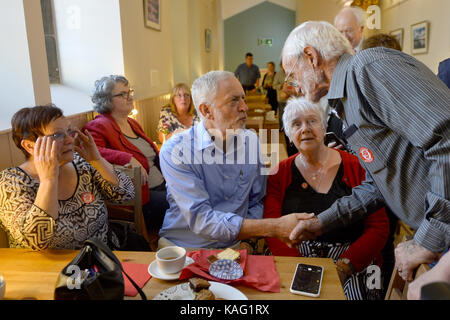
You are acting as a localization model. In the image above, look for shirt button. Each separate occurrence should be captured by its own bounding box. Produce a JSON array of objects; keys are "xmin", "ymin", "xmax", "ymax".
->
[
  {"xmin": 225, "ymin": 196, "xmax": 229, "ymax": 200},
  {"xmin": 225, "ymin": 175, "xmax": 229, "ymax": 179}
]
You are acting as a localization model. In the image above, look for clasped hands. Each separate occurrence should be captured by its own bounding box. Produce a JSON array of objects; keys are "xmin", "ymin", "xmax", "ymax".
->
[{"xmin": 273, "ymin": 212, "xmax": 323, "ymax": 248}]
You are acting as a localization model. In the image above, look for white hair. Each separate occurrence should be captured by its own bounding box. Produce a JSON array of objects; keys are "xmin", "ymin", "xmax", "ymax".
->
[
  {"xmin": 282, "ymin": 96, "xmax": 328, "ymax": 141},
  {"xmin": 282, "ymin": 21, "xmax": 353, "ymax": 66},
  {"xmin": 334, "ymin": 6, "xmax": 366, "ymax": 28},
  {"xmin": 191, "ymin": 71, "xmax": 235, "ymax": 119}
]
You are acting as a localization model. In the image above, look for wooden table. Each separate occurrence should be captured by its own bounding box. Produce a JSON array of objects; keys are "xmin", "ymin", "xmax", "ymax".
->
[{"xmin": 0, "ymin": 248, "xmax": 345, "ymax": 300}]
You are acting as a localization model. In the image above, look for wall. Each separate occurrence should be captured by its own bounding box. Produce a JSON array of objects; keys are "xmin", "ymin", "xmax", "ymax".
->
[
  {"xmin": 53, "ymin": 0, "xmax": 125, "ymax": 95},
  {"xmin": 0, "ymin": 0, "xmax": 51, "ymax": 130},
  {"xmin": 224, "ymin": 1, "xmax": 296, "ymax": 72},
  {"xmin": 296, "ymin": 0, "xmax": 342, "ymax": 25},
  {"xmin": 188, "ymin": 0, "xmax": 220, "ymax": 82},
  {"xmin": 381, "ymin": 0, "xmax": 450, "ymax": 73},
  {"xmin": 221, "ymin": 0, "xmax": 296, "ymax": 20}
]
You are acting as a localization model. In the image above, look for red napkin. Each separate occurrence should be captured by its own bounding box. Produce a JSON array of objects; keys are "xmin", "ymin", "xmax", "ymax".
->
[
  {"xmin": 121, "ymin": 262, "xmax": 152, "ymax": 297},
  {"xmin": 179, "ymin": 249, "xmax": 280, "ymax": 293}
]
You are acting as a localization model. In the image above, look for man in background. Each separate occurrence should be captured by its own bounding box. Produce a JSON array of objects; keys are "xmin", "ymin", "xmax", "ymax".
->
[
  {"xmin": 335, "ymin": 6, "xmax": 366, "ymax": 53},
  {"xmin": 235, "ymin": 53, "xmax": 261, "ymax": 92}
]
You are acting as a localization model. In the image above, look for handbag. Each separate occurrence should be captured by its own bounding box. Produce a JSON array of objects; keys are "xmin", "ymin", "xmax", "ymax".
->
[{"xmin": 54, "ymin": 238, "xmax": 147, "ymax": 300}]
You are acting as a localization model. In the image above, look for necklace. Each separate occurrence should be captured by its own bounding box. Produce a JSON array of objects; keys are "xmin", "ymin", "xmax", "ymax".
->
[{"xmin": 298, "ymin": 148, "xmax": 330, "ymax": 188}]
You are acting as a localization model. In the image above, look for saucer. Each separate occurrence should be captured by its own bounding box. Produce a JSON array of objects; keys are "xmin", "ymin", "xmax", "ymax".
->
[
  {"xmin": 209, "ymin": 259, "xmax": 243, "ymax": 280},
  {"xmin": 148, "ymin": 256, "xmax": 194, "ymax": 280}
]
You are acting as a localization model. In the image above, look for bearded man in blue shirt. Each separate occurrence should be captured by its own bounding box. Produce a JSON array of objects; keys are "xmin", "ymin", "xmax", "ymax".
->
[{"xmin": 158, "ymin": 71, "xmax": 306, "ymax": 251}]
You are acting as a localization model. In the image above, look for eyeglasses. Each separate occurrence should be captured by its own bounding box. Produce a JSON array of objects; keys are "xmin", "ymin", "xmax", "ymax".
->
[
  {"xmin": 284, "ymin": 55, "xmax": 301, "ymax": 89},
  {"xmin": 46, "ymin": 128, "xmax": 77, "ymax": 142},
  {"xmin": 112, "ymin": 89, "xmax": 135, "ymax": 100}
]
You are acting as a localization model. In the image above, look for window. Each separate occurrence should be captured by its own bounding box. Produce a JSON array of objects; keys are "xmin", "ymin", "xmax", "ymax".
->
[{"xmin": 40, "ymin": 0, "xmax": 60, "ymax": 84}]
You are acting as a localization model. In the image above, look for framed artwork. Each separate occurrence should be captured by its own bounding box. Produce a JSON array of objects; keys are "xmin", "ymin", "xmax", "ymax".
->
[
  {"xmin": 144, "ymin": 0, "xmax": 161, "ymax": 31},
  {"xmin": 411, "ymin": 21, "xmax": 429, "ymax": 54},
  {"xmin": 389, "ymin": 28, "xmax": 404, "ymax": 50},
  {"xmin": 205, "ymin": 29, "xmax": 211, "ymax": 52}
]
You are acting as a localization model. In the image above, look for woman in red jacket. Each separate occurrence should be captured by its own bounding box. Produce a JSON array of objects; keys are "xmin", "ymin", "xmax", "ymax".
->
[
  {"xmin": 83, "ymin": 75, "xmax": 169, "ymax": 233},
  {"xmin": 263, "ymin": 97, "xmax": 389, "ymax": 300}
]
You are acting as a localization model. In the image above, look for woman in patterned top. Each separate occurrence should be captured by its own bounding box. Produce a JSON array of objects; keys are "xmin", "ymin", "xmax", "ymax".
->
[
  {"xmin": 0, "ymin": 105, "xmax": 135, "ymax": 250},
  {"xmin": 157, "ymin": 83, "xmax": 200, "ymax": 144}
]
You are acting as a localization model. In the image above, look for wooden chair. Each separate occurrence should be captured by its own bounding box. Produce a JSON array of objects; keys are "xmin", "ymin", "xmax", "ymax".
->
[
  {"xmin": 0, "ymin": 228, "xmax": 9, "ymax": 248},
  {"xmin": 106, "ymin": 166, "xmax": 154, "ymax": 249}
]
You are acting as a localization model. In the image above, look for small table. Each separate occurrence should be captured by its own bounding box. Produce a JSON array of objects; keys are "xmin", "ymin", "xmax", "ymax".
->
[{"xmin": 0, "ymin": 248, "xmax": 345, "ymax": 300}]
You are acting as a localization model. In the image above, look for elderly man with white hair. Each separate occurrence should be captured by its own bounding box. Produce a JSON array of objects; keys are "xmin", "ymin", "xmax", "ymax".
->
[
  {"xmin": 334, "ymin": 6, "xmax": 366, "ymax": 52},
  {"xmin": 281, "ymin": 21, "xmax": 450, "ymax": 290},
  {"xmin": 157, "ymin": 71, "xmax": 306, "ymax": 250}
]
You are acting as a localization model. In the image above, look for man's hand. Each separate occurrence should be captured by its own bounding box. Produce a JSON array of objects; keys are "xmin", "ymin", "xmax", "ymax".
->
[
  {"xmin": 395, "ymin": 239, "xmax": 441, "ymax": 282},
  {"xmin": 272, "ymin": 213, "xmax": 315, "ymax": 245},
  {"xmin": 407, "ymin": 250, "xmax": 450, "ymax": 299},
  {"xmin": 288, "ymin": 214, "xmax": 323, "ymax": 247}
]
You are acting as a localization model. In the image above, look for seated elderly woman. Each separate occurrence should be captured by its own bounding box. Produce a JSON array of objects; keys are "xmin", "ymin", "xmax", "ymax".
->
[
  {"xmin": 0, "ymin": 105, "xmax": 135, "ymax": 250},
  {"xmin": 157, "ymin": 83, "xmax": 200, "ymax": 143},
  {"xmin": 263, "ymin": 97, "xmax": 389, "ymax": 300},
  {"xmin": 83, "ymin": 75, "xmax": 169, "ymax": 233}
]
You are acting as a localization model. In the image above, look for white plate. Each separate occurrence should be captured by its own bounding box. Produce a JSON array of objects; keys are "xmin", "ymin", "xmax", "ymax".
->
[
  {"xmin": 153, "ymin": 281, "xmax": 248, "ymax": 300},
  {"xmin": 148, "ymin": 257, "xmax": 194, "ymax": 280}
]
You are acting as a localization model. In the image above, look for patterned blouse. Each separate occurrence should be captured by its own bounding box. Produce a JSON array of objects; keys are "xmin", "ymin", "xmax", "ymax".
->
[
  {"xmin": 157, "ymin": 106, "xmax": 200, "ymax": 135},
  {"xmin": 0, "ymin": 153, "xmax": 134, "ymax": 250}
]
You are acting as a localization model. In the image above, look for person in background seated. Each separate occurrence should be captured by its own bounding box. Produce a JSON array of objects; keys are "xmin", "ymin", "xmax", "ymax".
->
[
  {"xmin": 157, "ymin": 83, "xmax": 200, "ymax": 144},
  {"xmin": 234, "ymin": 52, "xmax": 261, "ymax": 93},
  {"xmin": 263, "ymin": 97, "xmax": 389, "ymax": 299},
  {"xmin": 83, "ymin": 75, "xmax": 169, "ymax": 234},
  {"xmin": 361, "ymin": 33, "xmax": 402, "ymax": 51},
  {"xmin": 0, "ymin": 105, "xmax": 135, "ymax": 250},
  {"xmin": 334, "ymin": 6, "xmax": 366, "ymax": 53},
  {"xmin": 261, "ymin": 61, "xmax": 278, "ymax": 113},
  {"xmin": 158, "ymin": 71, "xmax": 308, "ymax": 252}
]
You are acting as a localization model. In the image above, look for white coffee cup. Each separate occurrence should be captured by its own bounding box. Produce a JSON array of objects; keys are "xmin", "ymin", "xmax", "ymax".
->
[
  {"xmin": 156, "ymin": 246, "xmax": 187, "ymax": 274},
  {"xmin": 0, "ymin": 273, "xmax": 5, "ymax": 300}
]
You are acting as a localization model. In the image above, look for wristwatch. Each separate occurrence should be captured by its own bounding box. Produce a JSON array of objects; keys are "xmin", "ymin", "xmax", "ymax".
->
[{"xmin": 336, "ymin": 258, "xmax": 356, "ymax": 276}]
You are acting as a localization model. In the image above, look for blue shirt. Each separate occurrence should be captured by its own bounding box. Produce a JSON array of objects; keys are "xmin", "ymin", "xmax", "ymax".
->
[
  {"xmin": 159, "ymin": 122, "xmax": 267, "ymax": 248},
  {"xmin": 234, "ymin": 63, "xmax": 261, "ymax": 86}
]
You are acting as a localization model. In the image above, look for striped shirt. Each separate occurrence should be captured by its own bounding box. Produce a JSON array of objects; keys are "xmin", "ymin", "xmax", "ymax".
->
[{"xmin": 318, "ymin": 48, "xmax": 450, "ymax": 253}]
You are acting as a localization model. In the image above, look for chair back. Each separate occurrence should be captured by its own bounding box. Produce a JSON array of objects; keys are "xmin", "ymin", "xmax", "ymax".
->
[
  {"xmin": 106, "ymin": 166, "xmax": 147, "ymax": 238},
  {"xmin": 0, "ymin": 227, "xmax": 8, "ymax": 248}
]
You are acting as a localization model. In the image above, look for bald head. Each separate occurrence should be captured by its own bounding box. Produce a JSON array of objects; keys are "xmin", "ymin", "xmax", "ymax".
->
[{"xmin": 334, "ymin": 7, "xmax": 365, "ymax": 49}]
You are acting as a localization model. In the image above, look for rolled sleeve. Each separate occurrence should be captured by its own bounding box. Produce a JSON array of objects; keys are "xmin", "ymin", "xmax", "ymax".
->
[{"xmin": 415, "ymin": 218, "xmax": 450, "ymax": 253}]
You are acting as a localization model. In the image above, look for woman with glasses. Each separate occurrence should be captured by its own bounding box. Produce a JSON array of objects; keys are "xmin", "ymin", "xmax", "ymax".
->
[
  {"xmin": 83, "ymin": 75, "xmax": 169, "ymax": 239},
  {"xmin": 157, "ymin": 83, "xmax": 200, "ymax": 144},
  {"xmin": 263, "ymin": 97, "xmax": 389, "ymax": 300},
  {"xmin": 0, "ymin": 105, "xmax": 135, "ymax": 250}
]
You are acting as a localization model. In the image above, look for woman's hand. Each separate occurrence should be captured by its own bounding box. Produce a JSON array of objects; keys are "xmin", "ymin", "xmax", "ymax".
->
[
  {"xmin": 33, "ymin": 136, "xmax": 60, "ymax": 182},
  {"xmin": 74, "ymin": 129, "xmax": 102, "ymax": 163},
  {"xmin": 129, "ymin": 157, "xmax": 149, "ymax": 186}
]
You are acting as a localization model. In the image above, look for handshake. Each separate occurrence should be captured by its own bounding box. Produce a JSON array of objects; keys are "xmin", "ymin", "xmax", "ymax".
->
[{"xmin": 273, "ymin": 213, "xmax": 324, "ymax": 248}]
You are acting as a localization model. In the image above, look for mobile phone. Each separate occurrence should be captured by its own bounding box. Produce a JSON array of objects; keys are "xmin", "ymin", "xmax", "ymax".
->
[
  {"xmin": 324, "ymin": 132, "xmax": 347, "ymax": 150},
  {"xmin": 290, "ymin": 263, "xmax": 324, "ymax": 298}
]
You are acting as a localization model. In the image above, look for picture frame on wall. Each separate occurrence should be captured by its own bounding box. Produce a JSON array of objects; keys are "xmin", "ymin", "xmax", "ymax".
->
[
  {"xmin": 144, "ymin": 0, "xmax": 161, "ymax": 31},
  {"xmin": 205, "ymin": 29, "xmax": 211, "ymax": 52},
  {"xmin": 389, "ymin": 28, "xmax": 404, "ymax": 50},
  {"xmin": 411, "ymin": 21, "xmax": 429, "ymax": 54}
]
